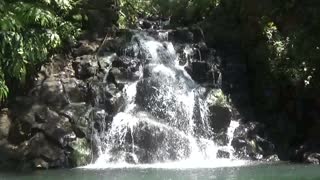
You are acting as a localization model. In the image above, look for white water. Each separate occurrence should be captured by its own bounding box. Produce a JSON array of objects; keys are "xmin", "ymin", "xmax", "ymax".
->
[{"xmin": 85, "ymin": 31, "xmax": 249, "ymax": 169}]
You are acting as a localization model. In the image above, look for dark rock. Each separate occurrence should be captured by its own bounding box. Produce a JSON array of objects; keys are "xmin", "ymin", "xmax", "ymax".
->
[
  {"xmin": 231, "ymin": 122, "xmax": 276, "ymax": 160},
  {"xmin": 186, "ymin": 62, "xmax": 214, "ymax": 84},
  {"xmin": 213, "ymin": 132, "xmax": 229, "ymax": 146},
  {"xmin": 61, "ymin": 103, "xmax": 92, "ymax": 138},
  {"xmin": 208, "ymin": 105, "xmax": 232, "ymax": 133},
  {"xmin": 190, "ymin": 26, "xmax": 205, "ymax": 42},
  {"xmin": 0, "ymin": 109, "xmax": 11, "ymax": 140},
  {"xmin": 33, "ymin": 158, "xmax": 49, "ymax": 169},
  {"xmin": 266, "ymin": 154, "xmax": 280, "ymax": 162},
  {"xmin": 61, "ymin": 78, "xmax": 87, "ymax": 103},
  {"xmin": 109, "ymin": 120, "xmax": 190, "ymax": 163},
  {"xmin": 72, "ymin": 41, "xmax": 99, "ymax": 57},
  {"xmin": 217, "ymin": 150, "xmax": 230, "ymax": 158},
  {"xmin": 72, "ymin": 55, "xmax": 98, "ymax": 79},
  {"xmin": 139, "ymin": 20, "xmax": 152, "ymax": 29},
  {"xmin": 69, "ymin": 138, "xmax": 92, "ymax": 167},
  {"xmin": 304, "ymin": 153, "xmax": 320, "ymax": 164},
  {"xmin": 98, "ymin": 53, "xmax": 118, "ymax": 69},
  {"xmin": 168, "ymin": 29, "xmax": 194, "ymax": 43},
  {"xmin": 87, "ymin": 81, "xmax": 124, "ymax": 114},
  {"xmin": 40, "ymin": 77, "xmax": 69, "ymax": 107},
  {"xmin": 27, "ymin": 133, "xmax": 68, "ymax": 168}
]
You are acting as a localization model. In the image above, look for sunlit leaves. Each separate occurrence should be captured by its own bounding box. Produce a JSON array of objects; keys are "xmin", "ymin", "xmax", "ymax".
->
[
  {"xmin": 0, "ymin": 0, "xmax": 80, "ymax": 100},
  {"xmin": 118, "ymin": 0, "xmax": 221, "ymax": 28}
]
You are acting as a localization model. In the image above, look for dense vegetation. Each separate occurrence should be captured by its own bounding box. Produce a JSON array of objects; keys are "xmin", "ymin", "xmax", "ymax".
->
[
  {"xmin": 118, "ymin": 0, "xmax": 320, "ymax": 100},
  {"xmin": 0, "ymin": 0, "xmax": 84, "ymax": 101},
  {"xmin": 1, "ymin": 0, "xmax": 319, "ymax": 115}
]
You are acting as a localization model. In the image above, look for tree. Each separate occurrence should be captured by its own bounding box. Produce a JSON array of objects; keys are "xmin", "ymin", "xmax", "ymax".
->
[{"xmin": 0, "ymin": 0, "xmax": 83, "ymax": 101}]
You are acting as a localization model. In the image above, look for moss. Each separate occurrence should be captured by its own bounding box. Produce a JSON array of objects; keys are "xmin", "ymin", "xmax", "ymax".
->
[
  {"xmin": 69, "ymin": 138, "xmax": 92, "ymax": 167},
  {"xmin": 206, "ymin": 89, "xmax": 230, "ymax": 108}
]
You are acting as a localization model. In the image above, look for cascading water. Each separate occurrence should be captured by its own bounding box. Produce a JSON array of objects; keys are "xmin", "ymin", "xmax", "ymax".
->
[{"xmin": 86, "ymin": 30, "xmax": 248, "ymax": 168}]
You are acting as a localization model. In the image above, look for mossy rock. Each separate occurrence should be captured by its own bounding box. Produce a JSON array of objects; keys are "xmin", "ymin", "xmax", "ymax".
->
[{"xmin": 69, "ymin": 138, "xmax": 92, "ymax": 167}]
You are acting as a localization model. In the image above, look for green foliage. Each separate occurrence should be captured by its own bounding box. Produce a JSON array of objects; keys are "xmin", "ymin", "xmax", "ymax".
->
[
  {"xmin": 0, "ymin": 0, "xmax": 82, "ymax": 101},
  {"xmin": 117, "ymin": 0, "xmax": 221, "ymax": 28},
  {"xmin": 259, "ymin": 2, "xmax": 320, "ymax": 90}
]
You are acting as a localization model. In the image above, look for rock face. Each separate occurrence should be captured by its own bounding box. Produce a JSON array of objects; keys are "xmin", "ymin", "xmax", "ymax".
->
[
  {"xmin": 231, "ymin": 122, "xmax": 277, "ymax": 160},
  {"xmin": 0, "ymin": 37, "xmax": 121, "ymax": 169}
]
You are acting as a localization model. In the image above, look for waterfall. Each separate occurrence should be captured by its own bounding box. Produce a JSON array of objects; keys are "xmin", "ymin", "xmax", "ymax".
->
[{"xmin": 86, "ymin": 30, "xmax": 248, "ymax": 168}]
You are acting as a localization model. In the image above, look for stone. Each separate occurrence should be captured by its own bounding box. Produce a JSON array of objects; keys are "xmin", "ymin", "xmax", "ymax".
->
[
  {"xmin": 0, "ymin": 109, "xmax": 11, "ymax": 140},
  {"xmin": 208, "ymin": 105, "xmax": 232, "ymax": 133},
  {"xmin": 231, "ymin": 122, "xmax": 276, "ymax": 160},
  {"xmin": 186, "ymin": 62, "xmax": 214, "ymax": 84},
  {"xmin": 27, "ymin": 133, "xmax": 67, "ymax": 168},
  {"xmin": 61, "ymin": 103, "xmax": 92, "ymax": 138},
  {"xmin": 69, "ymin": 138, "xmax": 92, "ymax": 167},
  {"xmin": 168, "ymin": 28, "xmax": 194, "ymax": 43},
  {"xmin": 61, "ymin": 78, "xmax": 87, "ymax": 103},
  {"xmin": 72, "ymin": 40, "xmax": 99, "ymax": 57},
  {"xmin": 72, "ymin": 55, "xmax": 98, "ymax": 80},
  {"xmin": 217, "ymin": 150, "xmax": 230, "ymax": 158},
  {"xmin": 98, "ymin": 53, "xmax": 118, "ymax": 69},
  {"xmin": 33, "ymin": 158, "xmax": 49, "ymax": 169},
  {"xmin": 304, "ymin": 153, "xmax": 320, "ymax": 164},
  {"xmin": 139, "ymin": 20, "xmax": 152, "ymax": 29},
  {"xmin": 86, "ymin": 81, "xmax": 124, "ymax": 114},
  {"xmin": 213, "ymin": 132, "xmax": 229, "ymax": 146},
  {"xmin": 40, "ymin": 77, "xmax": 69, "ymax": 107},
  {"xmin": 266, "ymin": 154, "xmax": 280, "ymax": 162}
]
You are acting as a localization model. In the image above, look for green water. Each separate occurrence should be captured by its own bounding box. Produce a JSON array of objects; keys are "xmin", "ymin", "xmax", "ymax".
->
[{"xmin": 1, "ymin": 164, "xmax": 320, "ymax": 180}]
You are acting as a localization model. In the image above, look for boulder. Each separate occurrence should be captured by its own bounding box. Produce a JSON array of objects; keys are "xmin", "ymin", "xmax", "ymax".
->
[
  {"xmin": 69, "ymin": 138, "xmax": 92, "ymax": 167},
  {"xmin": 217, "ymin": 150, "xmax": 230, "ymax": 158},
  {"xmin": 231, "ymin": 122, "xmax": 276, "ymax": 160},
  {"xmin": 27, "ymin": 133, "xmax": 67, "ymax": 168},
  {"xmin": 186, "ymin": 62, "xmax": 214, "ymax": 84},
  {"xmin": 168, "ymin": 28, "xmax": 194, "ymax": 43},
  {"xmin": 72, "ymin": 55, "xmax": 98, "ymax": 80},
  {"xmin": 208, "ymin": 105, "xmax": 232, "ymax": 133},
  {"xmin": 304, "ymin": 153, "xmax": 320, "ymax": 164},
  {"xmin": 87, "ymin": 81, "xmax": 124, "ymax": 113},
  {"xmin": 61, "ymin": 103, "xmax": 93, "ymax": 138},
  {"xmin": 0, "ymin": 109, "xmax": 11, "ymax": 140},
  {"xmin": 40, "ymin": 77, "xmax": 69, "ymax": 107},
  {"xmin": 72, "ymin": 40, "xmax": 99, "ymax": 57}
]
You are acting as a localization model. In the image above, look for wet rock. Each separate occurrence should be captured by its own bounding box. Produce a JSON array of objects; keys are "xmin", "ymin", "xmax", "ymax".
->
[
  {"xmin": 72, "ymin": 40, "xmax": 99, "ymax": 57},
  {"xmin": 98, "ymin": 53, "xmax": 118, "ymax": 69},
  {"xmin": 231, "ymin": 122, "xmax": 276, "ymax": 160},
  {"xmin": 72, "ymin": 55, "xmax": 98, "ymax": 79},
  {"xmin": 266, "ymin": 154, "xmax": 280, "ymax": 162},
  {"xmin": 40, "ymin": 77, "xmax": 69, "ymax": 107},
  {"xmin": 69, "ymin": 138, "xmax": 92, "ymax": 167},
  {"xmin": 190, "ymin": 26, "xmax": 205, "ymax": 42},
  {"xmin": 87, "ymin": 81, "xmax": 124, "ymax": 114},
  {"xmin": 168, "ymin": 28, "xmax": 194, "ymax": 43},
  {"xmin": 139, "ymin": 20, "xmax": 152, "ymax": 29},
  {"xmin": 213, "ymin": 132, "xmax": 229, "ymax": 146},
  {"xmin": 208, "ymin": 105, "xmax": 232, "ymax": 133},
  {"xmin": 0, "ymin": 109, "xmax": 11, "ymax": 140},
  {"xmin": 33, "ymin": 108, "xmax": 75, "ymax": 147},
  {"xmin": 61, "ymin": 78, "xmax": 87, "ymax": 103},
  {"xmin": 304, "ymin": 153, "xmax": 320, "ymax": 164},
  {"xmin": 27, "ymin": 133, "xmax": 67, "ymax": 168},
  {"xmin": 217, "ymin": 150, "xmax": 230, "ymax": 158},
  {"xmin": 61, "ymin": 103, "xmax": 92, "ymax": 138},
  {"xmin": 33, "ymin": 158, "xmax": 49, "ymax": 169},
  {"xmin": 121, "ymin": 120, "xmax": 190, "ymax": 163},
  {"xmin": 186, "ymin": 62, "xmax": 213, "ymax": 84}
]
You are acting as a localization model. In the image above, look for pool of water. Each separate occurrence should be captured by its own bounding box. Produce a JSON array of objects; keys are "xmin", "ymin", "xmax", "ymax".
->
[{"xmin": 1, "ymin": 163, "xmax": 320, "ymax": 180}]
